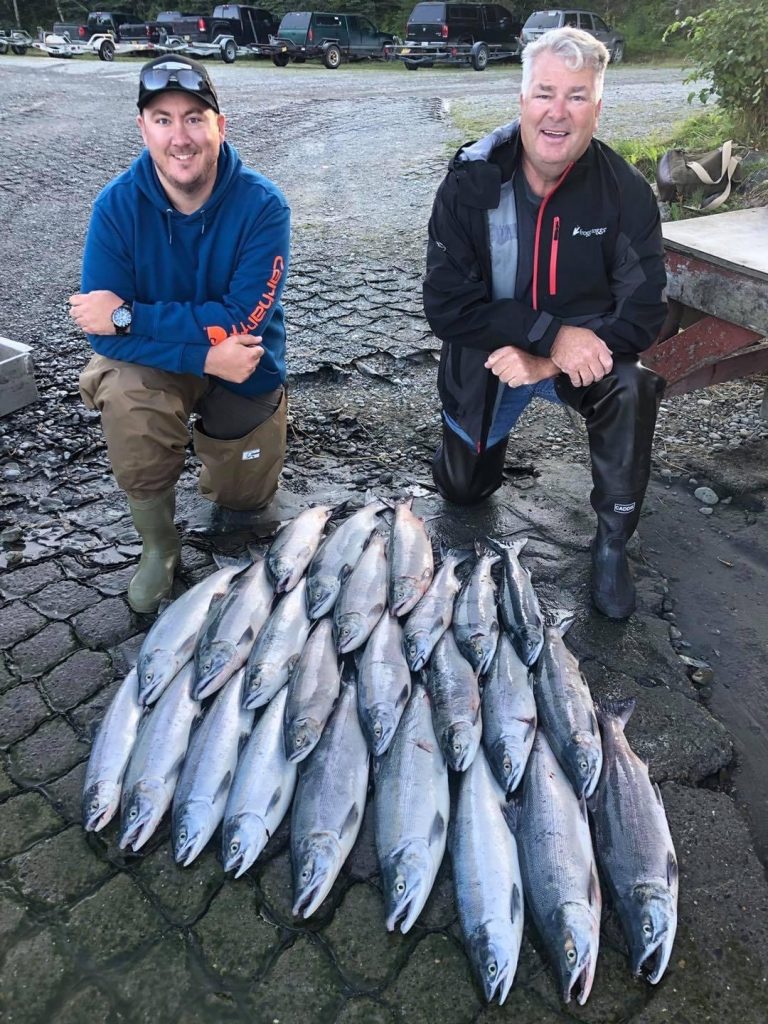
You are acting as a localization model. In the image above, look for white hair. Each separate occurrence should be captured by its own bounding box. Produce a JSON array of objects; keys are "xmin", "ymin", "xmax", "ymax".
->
[{"xmin": 521, "ymin": 27, "xmax": 609, "ymax": 102}]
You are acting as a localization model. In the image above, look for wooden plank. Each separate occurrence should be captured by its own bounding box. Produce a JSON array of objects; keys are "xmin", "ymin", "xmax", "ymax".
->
[
  {"xmin": 645, "ymin": 315, "xmax": 762, "ymax": 384},
  {"xmin": 663, "ymin": 251, "xmax": 768, "ymax": 336},
  {"xmin": 662, "ymin": 207, "xmax": 768, "ymax": 280},
  {"xmin": 0, "ymin": 337, "xmax": 39, "ymax": 418}
]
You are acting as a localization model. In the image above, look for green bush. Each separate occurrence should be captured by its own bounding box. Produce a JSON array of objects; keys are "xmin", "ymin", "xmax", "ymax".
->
[{"xmin": 665, "ymin": 0, "xmax": 768, "ymax": 144}]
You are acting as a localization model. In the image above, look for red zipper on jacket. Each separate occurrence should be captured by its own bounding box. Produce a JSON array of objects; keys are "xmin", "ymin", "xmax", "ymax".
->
[
  {"xmin": 549, "ymin": 216, "xmax": 560, "ymax": 295},
  {"xmin": 531, "ymin": 163, "xmax": 574, "ymax": 311}
]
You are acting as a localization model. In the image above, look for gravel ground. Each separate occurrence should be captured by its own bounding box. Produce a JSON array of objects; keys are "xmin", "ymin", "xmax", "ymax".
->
[{"xmin": 1, "ymin": 54, "xmax": 767, "ymax": 1024}]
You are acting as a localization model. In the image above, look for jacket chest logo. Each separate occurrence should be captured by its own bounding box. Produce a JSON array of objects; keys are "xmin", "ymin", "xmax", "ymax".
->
[{"xmin": 572, "ymin": 225, "xmax": 607, "ymax": 238}]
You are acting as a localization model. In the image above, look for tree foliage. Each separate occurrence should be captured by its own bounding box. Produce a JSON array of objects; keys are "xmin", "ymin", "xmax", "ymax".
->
[{"xmin": 665, "ymin": 0, "xmax": 768, "ymax": 142}]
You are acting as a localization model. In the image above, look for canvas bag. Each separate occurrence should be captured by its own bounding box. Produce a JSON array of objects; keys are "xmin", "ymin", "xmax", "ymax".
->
[{"xmin": 656, "ymin": 140, "xmax": 743, "ymax": 210}]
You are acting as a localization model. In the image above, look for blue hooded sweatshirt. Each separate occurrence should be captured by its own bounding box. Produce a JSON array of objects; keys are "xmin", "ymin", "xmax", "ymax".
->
[{"xmin": 81, "ymin": 140, "xmax": 290, "ymax": 398}]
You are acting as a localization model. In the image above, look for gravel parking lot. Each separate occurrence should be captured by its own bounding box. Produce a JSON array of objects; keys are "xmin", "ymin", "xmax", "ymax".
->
[{"xmin": 1, "ymin": 55, "xmax": 767, "ymax": 1024}]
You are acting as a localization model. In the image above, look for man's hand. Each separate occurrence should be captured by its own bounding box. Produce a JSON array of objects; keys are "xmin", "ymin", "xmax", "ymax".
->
[
  {"xmin": 485, "ymin": 346, "xmax": 558, "ymax": 387},
  {"xmin": 550, "ymin": 326, "xmax": 613, "ymax": 388},
  {"xmin": 68, "ymin": 290, "xmax": 124, "ymax": 335},
  {"xmin": 204, "ymin": 334, "xmax": 264, "ymax": 383}
]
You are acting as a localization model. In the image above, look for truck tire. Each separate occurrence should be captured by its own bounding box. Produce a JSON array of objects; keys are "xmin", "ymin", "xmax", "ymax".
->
[
  {"xmin": 272, "ymin": 52, "xmax": 289, "ymax": 67},
  {"xmin": 470, "ymin": 42, "xmax": 489, "ymax": 71},
  {"xmin": 323, "ymin": 43, "xmax": 342, "ymax": 69},
  {"xmin": 99, "ymin": 39, "xmax": 115, "ymax": 61},
  {"xmin": 221, "ymin": 39, "xmax": 236, "ymax": 63},
  {"xmin": 610, "ymin": 41, "xmax": 624, "ymax": 63},
  {"xmin": 11, "ymin": 44, "xmax": 28, "ymax": 55},
  {"xmin": 404, "ymin": 60, "xmax": 418, "ymax": 70},
  {"xmin": 0, "ymin": 40, "xmax": 8, "ymax": 55}
]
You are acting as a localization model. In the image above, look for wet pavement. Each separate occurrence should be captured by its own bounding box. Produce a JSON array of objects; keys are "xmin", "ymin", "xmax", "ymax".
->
[{"xmin": 1, "ymin": 56, "xmax": 767, "ymax": 1023}]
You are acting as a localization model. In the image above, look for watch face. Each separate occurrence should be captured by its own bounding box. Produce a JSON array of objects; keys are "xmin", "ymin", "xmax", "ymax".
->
[{"xmin": 112, "ymin": 304, "xmax": 132, "ymax": 329}]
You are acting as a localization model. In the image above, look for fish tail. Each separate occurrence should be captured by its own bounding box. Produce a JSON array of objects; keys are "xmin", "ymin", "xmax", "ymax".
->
[{"xmin": 596, "ymin": 696, "xmax": 636, "ymax": 728}]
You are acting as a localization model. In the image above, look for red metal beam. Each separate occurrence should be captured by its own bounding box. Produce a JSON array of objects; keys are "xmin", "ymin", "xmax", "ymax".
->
[
  {"xmin": 663, "ymin": 341, "xmax": 768, "ymax": 396},
  {"xmin": 645, "ymin": 315, "xmax": 762, "ymax": 385}
]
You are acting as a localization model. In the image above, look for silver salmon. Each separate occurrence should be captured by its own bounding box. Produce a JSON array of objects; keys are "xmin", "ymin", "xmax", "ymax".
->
[
  {"xmin": 452, "ymin": 544, "xmax": 500, "ymax": 676},
  {"xmin": 481, "ymin": 634, "xmax": 536, "ymax": 796},
  {"xmin": 403, "ymin": 549, "xmax": 467, "ymax": 672},
  {"xmin": 374, "ymin": 682, "xmax": 449, "ymax": 933},
  {"xmin": 590, "ymin": 699, "xmax": 678, "ymax": 984},
  {"xmin": 388, "ymin": 498, "xmax": 434, "ymax": 617},
  {"xmin": 489, "ymin": 537, "xmax": 544, "ymax": 667},
  {"xmin": 427, "ymin": 629, "xmax": 482, "ymax": 772},
  {"xmin": 82, "ymin": 667, "xmax": 143, "ymax": 832},
  {"xmin": 356, "ymin": 611, "xmax": 411, "ymax": 757},
  {"xmin": 283, "ymin": 618, "xmax": 341, "ymax": 763},
  {"xmin": 243, "ymin": 578, "xmax": 312, "ymax": 710},
  {"xmin": 267, "ymin": 505, "xmax": 332, "ymax": 594},
  {"xmin": 333, "ymin": 531, "xmax": 388, "ymax": 654}
]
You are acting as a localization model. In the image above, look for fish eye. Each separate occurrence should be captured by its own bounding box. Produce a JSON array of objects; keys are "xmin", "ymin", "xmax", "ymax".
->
[
  {"xmin": 373, "ymin": 722, "xmax": 383, "ymax": 738},
  {"xmin": 503, "ymin": 756, "xmax": 512, "ymax": 772},
  {"xmin": 301, "ymin": 868, "xmax": 311, "ymax": 882},
  {"xmin": 453, "ymin": 740, "xmax": 463, "ymax": 754},
  {"xmin": 146, "ymin": 670, "xmax": 154, "ymax": 682},
  {"xmin": 566, "ymin": 948, "xmax": 577, "ymax": 964},
  {"xmin": 129, "ymin": 807, "xmax": 138, "ymax": 821},
  {"xmin": 178, "ymin": 829, "xmax": 187, "ymax": 843},
  {"xmin": 642, "ymin": 921, "xmax": 653, "ymax": 936},
  {"xmin": 488, "ymin": 963, "xmax": 497, "ymax": 977},
  {"xmin": 395, "ymin": 880, "xmax": 406, "ymax": 895},
  {"xmin": 579, "ymin": 759, "xmax": 588, "ymax": 772},
  {"xmin": 229, "ymin": 840, "xmax": 240, "ymax": 856},
  {"xmin": 295, "ymin": 735, "xmax": 304, "ymax": 748}
]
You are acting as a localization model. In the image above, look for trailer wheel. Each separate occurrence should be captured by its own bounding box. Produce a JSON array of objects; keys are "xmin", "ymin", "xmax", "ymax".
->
[
  {"xmin": 323, "ymin": 43, "xmax": 342, "ymax": 69},
  {"xmin": 0, "ymin": 40, "xmax": 8, "ymax": 55},
  {"xmin": 11, "ymin": 44, "xmax": 28, "ymax": 55},
  {"xmin": 221, "ymin": 39, "xmax": 236, "ymax": 63},
  {"xmin": 404, "ymin": 60, "xmax": 418, "ymax": 70},
  {"xmin": 470, "ymin": 42, "xmax": 489, "ymax": 71},
  {"xmin": 272, "ymin": 52, "xmax": 289, "ymax": 67},
  {"xmin": 99, "ymin": 39, "xmax": 115, "ymax": 61}
]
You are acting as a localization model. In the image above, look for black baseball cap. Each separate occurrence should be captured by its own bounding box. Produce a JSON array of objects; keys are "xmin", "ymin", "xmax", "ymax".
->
[{"xmin": 137, "ymin": 55, "xmax": 220, "ymax": 114}]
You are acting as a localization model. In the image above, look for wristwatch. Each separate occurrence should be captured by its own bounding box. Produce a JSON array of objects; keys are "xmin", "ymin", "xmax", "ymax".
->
[{"xmin": 111, "ymin": 302, "xmax": 133, "ymax": 335}]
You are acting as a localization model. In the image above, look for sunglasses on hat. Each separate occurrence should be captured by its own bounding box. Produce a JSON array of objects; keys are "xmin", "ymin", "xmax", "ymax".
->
[{"xmin": 140, "ymin": 62, "xmax": 210, "ymax": 93}]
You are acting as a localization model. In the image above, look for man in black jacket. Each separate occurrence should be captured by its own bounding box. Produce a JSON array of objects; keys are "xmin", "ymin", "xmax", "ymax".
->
[{"xmin": 423, "ymin": 27, "xmax": 667, "ymax": 620}]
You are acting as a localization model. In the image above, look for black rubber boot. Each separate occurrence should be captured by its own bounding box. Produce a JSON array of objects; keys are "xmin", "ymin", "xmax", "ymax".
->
[
  {"xmin": 590, "ymin": 493, "xmax": 642, "ymax": 619},
  {"xmin": 556, "ymin": 356, "xmax": 666, "ymax": 620},
  {"xmin": 432, "ymin": 422, "xmax": 509, "ymax": 506},
  {"xmin": 126, "ymin": 489, "xmax": 181, "ymax": 614}
]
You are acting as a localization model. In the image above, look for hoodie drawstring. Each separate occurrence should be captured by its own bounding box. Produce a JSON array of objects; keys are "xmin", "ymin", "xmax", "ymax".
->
[{"xmin": 165, "ymin": 208, "xmax": 173, "ymax": 245}]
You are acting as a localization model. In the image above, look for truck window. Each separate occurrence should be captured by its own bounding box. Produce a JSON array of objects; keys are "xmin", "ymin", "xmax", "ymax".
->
[
  {"xmin": 525, "ymin": 11, "xmax": 561, "ymax": 29},
  {"xmin": 279, "ymin": 12, "xmax": 311, "ymax": 29},
  {"xmin": 410, "ymin": 4, "xmax": 446, "ymax": 23},
  {"xmin": 316, "ymin": 14, "xmax": 342, "ymax": 28}
]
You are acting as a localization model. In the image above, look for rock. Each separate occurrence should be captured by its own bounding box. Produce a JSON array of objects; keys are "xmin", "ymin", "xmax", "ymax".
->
[{"xmin": 694, "ymin": 486, "xmax": 719, "ymax": 505}]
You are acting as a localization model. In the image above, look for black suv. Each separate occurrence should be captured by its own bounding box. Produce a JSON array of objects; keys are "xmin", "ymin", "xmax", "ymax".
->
[
  {"xmin": 399, "ymin": 2, "xmax": 522, "ymax": 69},
  {"xmin": 271, "ymin": 11, "xmax": 396, "ymax": 68}
]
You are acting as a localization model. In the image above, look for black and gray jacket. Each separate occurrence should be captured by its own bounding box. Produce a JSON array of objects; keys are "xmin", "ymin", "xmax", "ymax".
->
[{"xmin": 423, "ymin": 121, "xmax": 667, "ymax": 452}]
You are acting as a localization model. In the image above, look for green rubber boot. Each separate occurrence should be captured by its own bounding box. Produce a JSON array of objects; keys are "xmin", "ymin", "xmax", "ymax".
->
[{"xmin": 126, "ymin": 489, "xmax": 181, "ymax": 614}]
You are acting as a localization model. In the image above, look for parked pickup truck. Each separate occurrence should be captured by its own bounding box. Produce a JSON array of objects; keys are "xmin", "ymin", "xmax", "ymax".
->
[
  {"xmin": 161, "ymin": 4, "xmax": 280, "ymax": 62},
  {"xmin": 39, "ymin": 11, "xmax": 170, "ymax": 60}
]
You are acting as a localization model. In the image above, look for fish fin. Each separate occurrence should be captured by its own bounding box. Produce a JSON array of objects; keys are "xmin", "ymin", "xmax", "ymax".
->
[
  {"xmin": 589, "ymin": 710, "xmax": 599, "ymax": 736},
  {"xmin": 523, "ymin": 717, "xmax": 536, "ymax": 741},
  {"xmin": 595, "ymin": 697, "xmax": 636, "ymax": 728},
  {"xmin": 653, "ymin": 782, "xmax": 665, "ymax": 807},
  {"xmin": 340, "ymin": 802, "xmax": 360, "ymax": 839},
  {"xmin": 429, "ymin": 811, "xmax": 446, "ymax": 846},
  {"xmin": 511, "ymin": 536, "xmax": 528, "ymax": 556},
  {"xmin": 237, "ymin": 625, "xmax": 255, "ymax": 649},
  {"xmin": 667, "ymin": 850, "xmax": 679, "ymax": 888},
  {"xmin": 588, "ymin": 863, "xmax": 601, "ymax": 908},
  {"xmin": 396, "ymin": 683, "xmax": 410, "ymax": 709},
  {"xmin": 214, "ymin": 771, "xmax": 232, "ymax": 803},
  {"xmin": 266, "ymin": 786, "xmax": 282, "ymax": 815},
  {"xmin": 415, "ymin": 739, "xmax": 435, "ymax": 754},
  {"xmin": 578, "ymin": 795, "xmax": 589, "ymax": 825},
  {"xmin": 510, "ymin": 883, "xmax": 522, "ymax": 923},
  {"xmin": 329, "ymin": 498, "xmax": 354, "ymax": 521},
  {"xmin": 214, "ymin": 551, "xmax": 255, "ymax": 569},
  {"xmin": 548, "ymin": 608, "xmax": 576, "ymax": 635},
  {"xmin": 501, "ymin": 799, "xmax": 521, "ymax": 834}
]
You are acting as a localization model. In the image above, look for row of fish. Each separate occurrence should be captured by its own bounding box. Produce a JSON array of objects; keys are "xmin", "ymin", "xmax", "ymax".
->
[{"xmin": 82, "ymin": 497, "xmax": 678, "ymax": 1006}]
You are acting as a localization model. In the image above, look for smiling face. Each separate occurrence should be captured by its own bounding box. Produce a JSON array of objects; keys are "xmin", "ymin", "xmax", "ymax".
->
[
  {"xmin": 519, "ymin": 51, "xmax": 601, "ymax": 196},
  {"xmin": 137, "ymin": 91, "xmax": 226, "ymax": 213}
]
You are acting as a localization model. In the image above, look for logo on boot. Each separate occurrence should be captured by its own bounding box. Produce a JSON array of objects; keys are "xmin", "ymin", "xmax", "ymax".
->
[
  {"xmin": 614, "ymin": 502, "xmax": 636, "ymax": 514},
  {"xmin": 242, "ymin": 449, "xmax": 261, "ymax": 461}
]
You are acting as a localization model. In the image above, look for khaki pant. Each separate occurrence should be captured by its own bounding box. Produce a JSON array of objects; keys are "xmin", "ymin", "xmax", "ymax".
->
[{"xmin": 79, "ymin": 355, "xmax": 286, "ymax": 510}]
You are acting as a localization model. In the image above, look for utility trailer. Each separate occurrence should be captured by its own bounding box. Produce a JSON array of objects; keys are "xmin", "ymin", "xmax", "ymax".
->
[
  {"xmin": 34, "ymin": 30, "xmax": 168, "ymax": 60},
  {"xmin": 0, "ymin": 28, "xmax": 35, "ymax": 55},
  {"xmin": 385, "ymin": 37, "xmax": 521, "ymax": 70},
  {"xmin": 158, "ymin": 32, "xmax": 273, "ymax": 63}
]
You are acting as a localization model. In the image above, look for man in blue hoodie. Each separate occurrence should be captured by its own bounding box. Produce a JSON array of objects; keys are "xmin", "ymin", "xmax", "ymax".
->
[{"xmin": 69, "ymin": 56, "xmax": 290, "ymax": 614}]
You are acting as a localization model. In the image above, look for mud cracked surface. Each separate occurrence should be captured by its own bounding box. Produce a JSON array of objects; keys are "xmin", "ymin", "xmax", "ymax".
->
[{"xmin": 1, "ymin": 56, "xmax": 767, "ymax": 1022}]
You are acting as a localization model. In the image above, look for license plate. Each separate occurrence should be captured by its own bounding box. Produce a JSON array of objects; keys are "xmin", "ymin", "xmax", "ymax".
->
[{"xmin": 420, "ymin": 41, "xmax": 429, "ymax": 46}]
